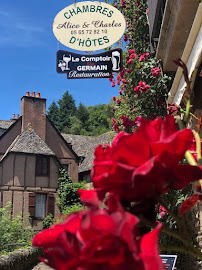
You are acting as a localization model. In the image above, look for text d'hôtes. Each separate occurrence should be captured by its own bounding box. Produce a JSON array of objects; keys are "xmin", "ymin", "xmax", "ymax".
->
[{"xmin": 69, "ymin": 36, "xmax": 109, "ymax": 47}]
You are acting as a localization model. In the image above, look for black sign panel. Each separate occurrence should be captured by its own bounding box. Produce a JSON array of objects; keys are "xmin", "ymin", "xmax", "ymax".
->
[
  {"xmin": 56, "ymin": 49, "xmax": 122, "ymax": 79},
  {"xmin": 160, "ymin": 255, "xmax": 177, "ymax": 270}
]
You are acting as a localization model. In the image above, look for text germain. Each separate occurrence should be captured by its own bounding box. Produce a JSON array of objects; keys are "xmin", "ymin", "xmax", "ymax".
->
[{"xmin": 77, "ymin": 65, "xmax": 108, "ymax": 71}]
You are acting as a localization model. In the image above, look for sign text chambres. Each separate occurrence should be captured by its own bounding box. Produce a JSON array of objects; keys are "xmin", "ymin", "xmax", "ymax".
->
[{"xmin": 53, "ymin": 1, "xmax": 126, "ymax": 51}]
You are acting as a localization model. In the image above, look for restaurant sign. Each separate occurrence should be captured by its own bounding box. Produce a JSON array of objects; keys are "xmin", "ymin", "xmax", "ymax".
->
[
  {"xmin": 53, "ymin": 1, "xmax": 126, "ymax": 51},
  {"xmin": 160, "ymin": 255, "xmax": 177, "ymax": 270},
  {"xmin": 57, "ymin": 49, "xmax": 122, "ymax": 79}
]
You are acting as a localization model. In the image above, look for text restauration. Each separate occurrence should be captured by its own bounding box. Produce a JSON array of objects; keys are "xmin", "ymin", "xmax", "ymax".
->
[{"xmin": 68, "ymin": 71, "xmax": 110, "ymax": 78}]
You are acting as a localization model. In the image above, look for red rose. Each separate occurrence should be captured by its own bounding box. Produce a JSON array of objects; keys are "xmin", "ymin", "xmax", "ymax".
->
[
  {"xmin": 129, "ymin": 53, "xmax": 138, "ymax": 59},
  {"xmin": 116, "ymin": 99, "xmax": 121, "ymax": 105},
  {"xmin": 124, "ymin": 34, "xmax": 128, "ymax": 42},
  {"xmin": 121, "ymin": 0, "xmax": 126, "ymax": 7},
  {"xmin": 159, "ymin": 206, "xmax": 167, "ymax": 218},
  {"xmin": 151, "ymin": 67, "xmax": 160, "ymax": 77},
  {"xmin": 167, "ymin": 103, "xmax": 180, "ymax": 115},
  {"xmin": 111, "ymin": 80, "xmax": 115, "ymax": 87},
  {"xmin": 112, "ymin": 124, "xmax": 120, "ymax": 131},
  {"xmin": 139, "ymin": 52, "xmax": 149, "ymax": 62},
  {"xmin": 126, "ymin": 68, "xmax": 133, "ymax": 73},
  {"xmin": 134, "ymin": 81, "xmax": 150, "ymax": 94},
  {"xmin": 91, "ymin": 116, "xmax": 202, "ymax": 201},
  {"xmin": 128, "ymin": 49, "xmax": 136, "ymax": 54},
  {"xmin": 127, "ymin": 59, "xmax": 133, "ymax": 65},
  {"xmin": 33, "ymin": 192, "xmax": 164, "ymax": 270},
  {"xmin": 120, "ymin": 115, "xmax": 136, "ymax": 130}
]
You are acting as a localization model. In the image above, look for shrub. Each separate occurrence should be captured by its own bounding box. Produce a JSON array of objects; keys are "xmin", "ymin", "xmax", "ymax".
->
[
  {"xmin": 0, "ymin": 202, "xmax": 34, "ymax": 254},
  {"xmin": 42, "ymin": 170, "xmax": 86, "ymax": 229},
  {"xmin": 42, "ymin": 213, "xmax": 54, "ymax": 229},
  {"xmin": 53, "ymin": 203, "xmax": 84, "ymax": 224},
  {"xmin": 58, "ymin": 168, "xmax": 86, "ymax": 212}
]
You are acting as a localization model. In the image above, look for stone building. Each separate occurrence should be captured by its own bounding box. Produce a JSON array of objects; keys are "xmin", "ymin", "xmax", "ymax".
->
[
  {"xmin": 0, "ymin": 92, "xmax": 113, "ymax": 230},
  {"xmin": 0, "ymin": 92, "xmax": 80, "ymax": 230}
]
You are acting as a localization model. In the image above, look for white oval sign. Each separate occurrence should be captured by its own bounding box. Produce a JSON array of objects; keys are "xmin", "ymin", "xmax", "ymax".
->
[{"xmin": 53, "ymin": 1, "xmax": 126, "ymax": 51}]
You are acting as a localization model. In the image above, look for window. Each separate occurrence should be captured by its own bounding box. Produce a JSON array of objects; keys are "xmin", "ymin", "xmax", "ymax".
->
[
  {"xmin": 36, "ymin": 156, "xmax": 50, "ymax": 176},
  {"xmin": 29, "ymin": 192, "xmax": 55, "ymax": 219},
  {"xmin": 63, "ymin": 164, "xmax": 70, "ymax": 175},
  {"xmin": 35, "ymin": 193, "xmax": 46, "ymax": 218}
]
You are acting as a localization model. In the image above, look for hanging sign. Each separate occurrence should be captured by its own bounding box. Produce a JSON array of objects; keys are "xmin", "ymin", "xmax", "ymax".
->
[
  {"xmin": 53, "ymin": 1, "xmax": 126, "ymax": 51},
  {"xmin": 57, "ymin": 48, "xmax": 122, "ymax": 79},
  {"xmin": 160, "ymin": 255, "xmax": 177, "ymax": 270}
]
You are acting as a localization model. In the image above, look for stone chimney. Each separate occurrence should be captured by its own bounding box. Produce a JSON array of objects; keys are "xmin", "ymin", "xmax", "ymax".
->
[{"xmin": 21, "ymin": 92, "xmax": 46, "ymax": 141}]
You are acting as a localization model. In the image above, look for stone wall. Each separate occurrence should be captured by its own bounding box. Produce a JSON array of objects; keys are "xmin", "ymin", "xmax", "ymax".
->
[{"xmin": 0, "ymin": 247, "xmax": 43, "ymax": 270}]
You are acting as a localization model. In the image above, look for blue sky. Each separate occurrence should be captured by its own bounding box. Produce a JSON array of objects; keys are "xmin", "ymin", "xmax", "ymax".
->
[{"xmin": 0, "ymin": 0, "xmax": 120, "ymax": 120}]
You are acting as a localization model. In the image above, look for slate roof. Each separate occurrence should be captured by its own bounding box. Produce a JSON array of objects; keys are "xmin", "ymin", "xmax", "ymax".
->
[
  {"xmin": 0, "ymin": 116, "xmax": 115, "ymax": 174},
  {"xmin": 0, "ymin": 120, "xmax": 16, "ymax": 129},
  {"xmin": 0, "ymin": 120, "xmax": 16, "ymax": 137},
  {"xmin": 0, "ymin": 128, "xmax": 6, "ymax": 137},
  {"xmin": 1, "ymin": 124, "xmax": 55, "ymax": 161},
  {"xmin": 62, "ymin": 131, "xmax": 115, "ymax": 173}
]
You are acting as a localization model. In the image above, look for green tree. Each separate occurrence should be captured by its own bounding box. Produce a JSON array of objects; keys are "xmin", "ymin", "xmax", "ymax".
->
[
  {"xmin": 47, "ymin": 101, "xmax": 59, "ymax": 129},
  {"xmin": 69, "ymin": 116, "xmax": 87, "ymax": 135},
  {"xmin": 57, "ymin": 91, "xmax": 76, "ymax": 132},
  {"xmin": 87, "ymin": 104, "xmax": 112, "ymax": 136},
  {"xmin": 76, "ymin": 103, "xmax": 90, "ymax": 129},
  {"xmin": 47, "ymin": 93, "xmax": 113, "ymax": 136}
]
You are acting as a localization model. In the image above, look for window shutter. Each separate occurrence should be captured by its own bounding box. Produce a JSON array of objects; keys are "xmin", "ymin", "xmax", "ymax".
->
[
  {"xmin": 29, "ymin": 193, "xmax": 35, "ymax": 217},
  {"xmin": 47, "ymin": 193, "xmax": 55, "ymax": 216}
]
